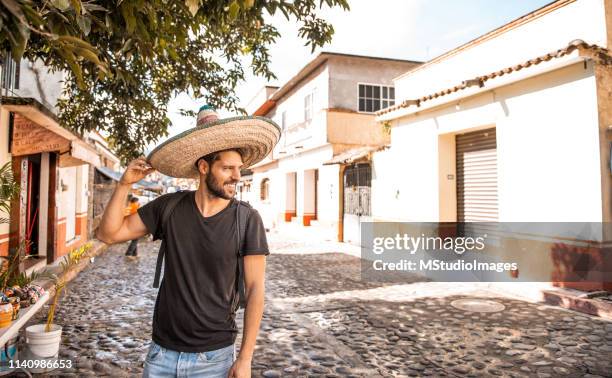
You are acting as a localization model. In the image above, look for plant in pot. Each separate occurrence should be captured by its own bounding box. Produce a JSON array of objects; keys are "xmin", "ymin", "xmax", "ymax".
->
[
  {"xmin": 0, "ymin": 161, "xmax": 21, "ymax": 329},
  {"xmin": 24, "ymin": 242, "xmax": 92, "ymax": 368}
]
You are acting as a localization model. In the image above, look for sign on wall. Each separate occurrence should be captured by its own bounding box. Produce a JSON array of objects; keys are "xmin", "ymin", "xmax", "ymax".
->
[{"xmin": 11, "ymin": 115, "xmax": 70, "ymax": 156}]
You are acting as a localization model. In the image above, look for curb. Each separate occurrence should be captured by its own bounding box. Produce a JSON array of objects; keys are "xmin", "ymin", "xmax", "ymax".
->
[{"xmin": 543, "ymin": 289, "xmax": 612, "ymax": 321}]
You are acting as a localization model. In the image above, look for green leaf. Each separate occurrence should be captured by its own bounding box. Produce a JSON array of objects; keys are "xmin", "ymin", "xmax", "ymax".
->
[
  {"xmin": 185, "ymin": 0, "xmax": 200, "ymax": 17},
  {"xmin": 120, "ymin": 3, "xmax": 137, "ymax": 34},
  {"xmin": 228, "ymin": 0, "xmax": 240, "ymax": 20},
  {"xmin": 70, "ymin": 0, "xmax": 82, "ymax": 15},
  {"xmin": 2, "ymin": 0, "xmax": 25, "ymax": 20},
  {"xmin": 10, "ymin": 24, "xmax": 29, "ymax": 61},
  {"xmin": 57, "ymin": 48, "xmax": 85, "ymax": 89},
  {"xmin": 73, "ymin": 47, "xmax": 101, "ymax": 65},
  {"xmin": 51, "ymin": 0, "xmax": 71, "ymax": 11},
  {"xmin": 56, "ymin": 35, "xmax": 98, "ymax": 53},
  {"xmin": 76, "ymin": 15, "xmax": 92, "ymax": 35}
]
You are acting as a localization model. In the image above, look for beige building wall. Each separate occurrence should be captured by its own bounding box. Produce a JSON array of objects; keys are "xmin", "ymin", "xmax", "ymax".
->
[
  {"xmin": 328, "ymin": 56, "xmax": 418, "ymax": 110},
  {"xmin": 326, "ymin": 110, "xmax": 389, "ymax": 146}
]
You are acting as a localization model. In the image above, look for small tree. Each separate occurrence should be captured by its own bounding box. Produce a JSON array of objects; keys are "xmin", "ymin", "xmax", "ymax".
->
[
  {"xmin": 45, "ymin": 242, "xmax": 92, "ymax": 332},
  {"xmin": 0, "ymin": 162, "xmax": 18, "ymax": 225}
]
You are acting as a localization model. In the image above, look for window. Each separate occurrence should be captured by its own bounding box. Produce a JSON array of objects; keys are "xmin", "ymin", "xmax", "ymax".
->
[
  {"xmin": 1, "ymin": 53, "xmax": 20, "ymax": 91},
  {"xmin": 260, "ymin": 178, "xmax": 270, "ymax": 201},
  {"xmin": 304, "ymin": 92, "xmax": 314, "ymax": 122},
  {"xmin": 358, "ymin": 84, "xmax": 394, "ymax": 113}
]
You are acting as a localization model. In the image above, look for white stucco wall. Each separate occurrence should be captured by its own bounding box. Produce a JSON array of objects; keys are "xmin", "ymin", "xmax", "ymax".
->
[
  {"xmin": 317, "ymin": 163, "xmax": 340, "ymax": 226},
  {"xmin": 270, "ymin": 64, "xmax": 330, "ymax": 155},
  {"xmin": 394, "ymin": 0, "xmax": 607, "ymax": 102},
  {"xmin": 374, "ymin": 61, "xmax": 601, "ymax": 222},
  {"xmin": 14, "ymin": 59, "xmax": 66, "ymax": 112},
  {"xmin": 75, "ymin": 164, "xmax": 89, "ymax": 214},
  {"xmin": 58, "ymin": 166, "xmax": 77, "ymax": 241},
  {"xmin": 251, "ymin": 145, "xmax": 339, "ymax": 230}
]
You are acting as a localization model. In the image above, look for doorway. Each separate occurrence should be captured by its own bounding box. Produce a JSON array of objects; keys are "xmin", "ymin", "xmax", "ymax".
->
[
  {"xmin": 25, "ymin": 155, "xmax": 41, "ymax": 257},
  {"xmin": 342, "ymin": 163, "xmax": 372, "ymax": 245}
]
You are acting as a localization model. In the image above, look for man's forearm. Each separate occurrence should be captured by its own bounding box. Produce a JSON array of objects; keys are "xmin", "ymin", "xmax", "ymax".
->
[
  {"xmin": 96, "ymin": 183, "xmax": 131, "ymax": 243},
  {"xmin": 238, "ymin": 285, "xmax": 265, "ymax": 360}
]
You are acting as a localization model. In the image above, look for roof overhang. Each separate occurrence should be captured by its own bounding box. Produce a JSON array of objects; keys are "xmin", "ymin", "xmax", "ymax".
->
[
  {"xmin": 324, "ymin": 145, "xmax": 388, "ymax": 165},
  {"xmin": 252, "ymin": 99, "xmax": 276, "ymax": 116},
  {"xmin": 377, "ymin": 41, "xmax": 607, "ymax": 122},
  {"xmin": 3, "ymin": 97, "xmax": 100, "ymax": 167}
]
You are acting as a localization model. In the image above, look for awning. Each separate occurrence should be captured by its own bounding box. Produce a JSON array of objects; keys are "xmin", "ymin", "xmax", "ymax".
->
[
  {"xmin": 2, "ymin": 96, "xmax": 101, "ymax": 167},
  {"xmin": 323, "ymin": 145, "xmax": 388, "ymax": 165},
  {"xmin": 95, "ymin": 166, "xmax": 164, "ymax": 193}
]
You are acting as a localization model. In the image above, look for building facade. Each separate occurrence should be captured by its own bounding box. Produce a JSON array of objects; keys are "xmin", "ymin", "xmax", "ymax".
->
[
  {"xmin": 246, "ymin": 53, "xmax": 420, "ymax": 241},
  {"xmin": 1, "ymin": 56, "xmax": 100, "ymax": 273},
  {"xmin": 375, "ymin": 0, "xmax": 612, "ymax": 289}
]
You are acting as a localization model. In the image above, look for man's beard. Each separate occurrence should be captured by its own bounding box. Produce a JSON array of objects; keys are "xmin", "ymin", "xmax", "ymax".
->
[{"xmin": 206, "ymin": 174, "xmax": 237, "ymax": 200}]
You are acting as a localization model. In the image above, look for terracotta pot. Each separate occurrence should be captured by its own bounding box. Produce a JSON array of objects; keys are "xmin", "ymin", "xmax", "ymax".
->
[{"xmin": 0, "ymin": 310, "xmax": 12, "ymax": 328}]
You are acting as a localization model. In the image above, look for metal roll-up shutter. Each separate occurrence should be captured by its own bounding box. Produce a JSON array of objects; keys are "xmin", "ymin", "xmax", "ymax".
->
[{"xmin": 456, "ymin": 128, "xmax": 498, "ymax": 222}]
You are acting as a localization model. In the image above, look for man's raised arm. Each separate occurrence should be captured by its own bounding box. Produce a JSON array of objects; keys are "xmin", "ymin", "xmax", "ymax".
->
[{"xmin": 96, "ymin": 158, "xmax": 154, "ymax": 244}]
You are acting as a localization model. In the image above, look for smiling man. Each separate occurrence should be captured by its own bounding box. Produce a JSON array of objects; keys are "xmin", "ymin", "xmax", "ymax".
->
[{"xmin": 96, "ymin": 106, "xmax": 281, "ymax": 377}]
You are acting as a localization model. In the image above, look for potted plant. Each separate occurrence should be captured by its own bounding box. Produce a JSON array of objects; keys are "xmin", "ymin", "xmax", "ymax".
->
[
  {"xmin": 24, "ymin": 242, "xmax": 92, "ymax": 364},
  {"xmin": 0, "ymin": 161, "xmax": 20, "ymax": 329}
]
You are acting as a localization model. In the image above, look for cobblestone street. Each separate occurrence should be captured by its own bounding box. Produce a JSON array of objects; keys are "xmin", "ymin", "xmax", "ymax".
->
[{"xmin": 18, "ymin": 229, "xmax": 612, "ymax": 377}]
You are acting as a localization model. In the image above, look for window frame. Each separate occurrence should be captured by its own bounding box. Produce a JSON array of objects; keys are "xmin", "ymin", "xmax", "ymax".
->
[
  {"xmin": 357, "ymin": 82, "xmax": 395, "ymax": 113},
  {"xmin": 304, "ymin": 89, "xmax": 315, "ymax": 122},
  {"xmin": 1, "ymin": 54, "xmax": 20, "ymax": 91}
]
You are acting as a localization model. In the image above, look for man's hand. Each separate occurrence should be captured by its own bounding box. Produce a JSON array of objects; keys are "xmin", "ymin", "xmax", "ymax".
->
[
  {"xmin": 227, "ymin": 356, "xmax": 251, "ymax": 378},
  {"xmin": 120, "ymin": 157, "xmax": 155, "ymax": 185}
]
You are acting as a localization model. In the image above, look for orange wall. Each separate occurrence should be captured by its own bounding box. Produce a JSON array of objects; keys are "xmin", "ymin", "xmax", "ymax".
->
[
  {"xmin": 0, "ymin": 233, "xmax": 9, "ymax": 257},
  {"xmin": 55, "ymin": 214, "xmax": 88, "ymax": 260}
]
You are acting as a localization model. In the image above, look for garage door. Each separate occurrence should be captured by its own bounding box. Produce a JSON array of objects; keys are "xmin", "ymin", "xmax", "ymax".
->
[{"xmin": 456, "ymin": 128, "xmax": 498, "ymax": 222}]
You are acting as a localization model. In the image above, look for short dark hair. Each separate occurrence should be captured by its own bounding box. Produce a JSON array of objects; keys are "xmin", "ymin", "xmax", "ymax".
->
[
  {"xmin": 130, "ymin": 197, "xmax": 139, "ymax": 203},
  {"xmin": 195, "ymin": 149, "xmax": 243, "ymax": 170}
]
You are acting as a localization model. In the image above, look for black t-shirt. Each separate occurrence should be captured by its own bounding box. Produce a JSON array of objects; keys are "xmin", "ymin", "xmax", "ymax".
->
[{"xmin": 137, "ymin": 191, "xmax": 269, "ymax": 352}]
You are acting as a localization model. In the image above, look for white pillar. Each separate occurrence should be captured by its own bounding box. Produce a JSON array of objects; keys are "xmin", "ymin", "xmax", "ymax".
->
[
  {"xmin": 303, "ymin": 169, "xmax": 316, "ymax": 226},
  {"xmin": 284, "ymin": 172, "xmax": 296, "ymax": 222}
]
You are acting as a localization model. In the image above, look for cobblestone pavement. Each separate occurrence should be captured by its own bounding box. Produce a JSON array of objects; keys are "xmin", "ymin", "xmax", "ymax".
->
[{"xmin": 16, "ymin": 232, "xmax": 612, "ymax": 377}]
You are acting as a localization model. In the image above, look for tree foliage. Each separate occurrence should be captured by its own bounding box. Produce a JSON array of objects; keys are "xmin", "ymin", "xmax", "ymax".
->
[{"xmin": 1, "ymin": 0, "xmax": 349, "ymax": 162}]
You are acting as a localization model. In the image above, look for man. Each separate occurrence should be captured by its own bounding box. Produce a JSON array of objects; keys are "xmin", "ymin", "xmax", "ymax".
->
[
  {"xmin": 124, "ymin": 196, "xmax": 140, "ymax": 257},
  {"xmin": 96, "ymin": 106, "xmax": 281, "ymax": 377}
]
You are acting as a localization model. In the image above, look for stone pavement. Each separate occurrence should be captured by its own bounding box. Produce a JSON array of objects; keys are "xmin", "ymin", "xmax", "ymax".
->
[{"xmin": 14, "ymin": 229, "xmax": 612, "ymax": 377}]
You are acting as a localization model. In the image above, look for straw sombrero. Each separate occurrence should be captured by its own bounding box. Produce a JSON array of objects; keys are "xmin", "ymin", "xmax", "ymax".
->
[{"xmin": 147, "ymin": 106, "xmax": 281, "ymax": 178}]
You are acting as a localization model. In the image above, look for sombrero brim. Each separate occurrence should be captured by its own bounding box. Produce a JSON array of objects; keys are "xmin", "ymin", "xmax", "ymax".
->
[{"xmin": 147, "ymin": 116, "xmax": 281, "ymax": 178}]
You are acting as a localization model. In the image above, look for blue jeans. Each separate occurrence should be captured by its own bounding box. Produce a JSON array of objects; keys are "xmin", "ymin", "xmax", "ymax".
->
[{"xmin": 142, "ymin": 341, "xmax": 235, "ymax": 377}]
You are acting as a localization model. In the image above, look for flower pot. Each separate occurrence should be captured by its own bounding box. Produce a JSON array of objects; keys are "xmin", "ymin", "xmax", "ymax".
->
[
  {"xmin": 0, "ymin": 335, "xmax": 18, "ymax": 374},
  {"xmin": 25, "ymin": 324, "xmax": 62, "ymax": 358},
  {"xmin": 0, "ymin": 310, "xmax": 12, "ymax": 328}
]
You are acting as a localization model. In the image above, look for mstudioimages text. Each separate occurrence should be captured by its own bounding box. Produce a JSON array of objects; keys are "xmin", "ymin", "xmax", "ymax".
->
[
  {"xmin": 372, "ymin": 233, "xmax": 486, "ymax": 255},
  {"xmin": 372, "ymin": 259, "xmax": 519, "ymax": 273}
]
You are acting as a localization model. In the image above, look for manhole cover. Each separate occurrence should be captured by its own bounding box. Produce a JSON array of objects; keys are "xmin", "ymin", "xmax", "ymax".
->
[{"xmin": 450, "ymin": 299, "xmax": 505, "ymax": 313}]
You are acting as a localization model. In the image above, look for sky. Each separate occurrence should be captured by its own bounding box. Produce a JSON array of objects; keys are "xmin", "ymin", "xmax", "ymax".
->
[{"xmin": 158, "ymin": 0, "xmax": 552, "ymax": 150}]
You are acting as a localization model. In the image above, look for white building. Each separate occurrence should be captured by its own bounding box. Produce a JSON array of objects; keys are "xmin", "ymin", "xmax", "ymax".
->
[
  {"xmin": 246, "ymin": 53, "xmax": 420, "ymax": 241},
  {"xmin": 375, "ymin": 0, "xmax": 612, "ymax": 290}
]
